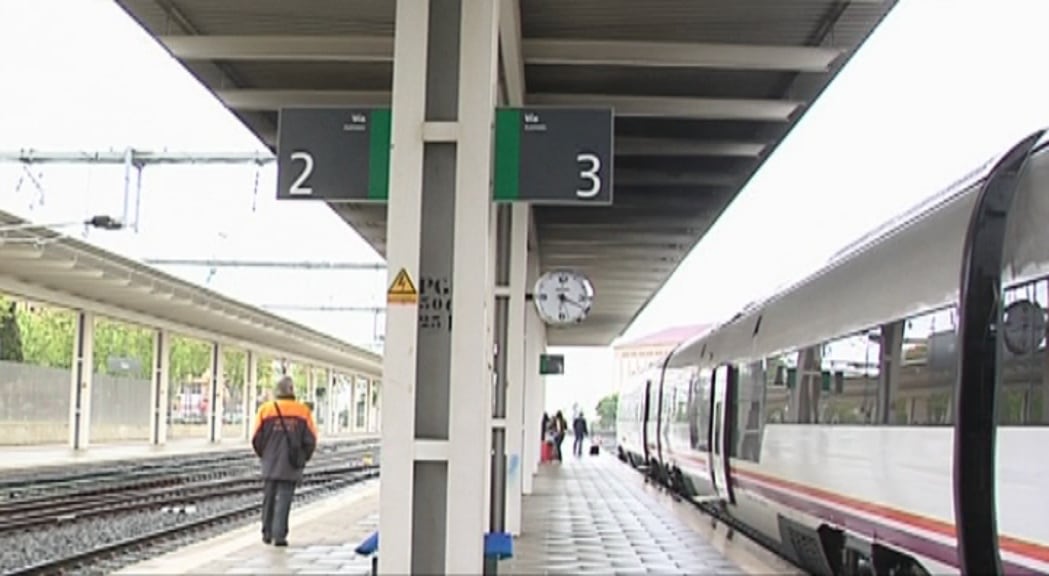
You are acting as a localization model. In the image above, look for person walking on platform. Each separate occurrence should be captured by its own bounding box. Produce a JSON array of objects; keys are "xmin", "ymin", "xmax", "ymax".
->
[
  {"xmin": 572, "ymin": 412, "xmax": 589, "ymax": 457},
  {"xmin": 252, "ymin": 376, "xmax": 318, "ymax": 547},
  {"xmin": 553, "ymin": 411, "xmax": 568, "ymax": 461}
]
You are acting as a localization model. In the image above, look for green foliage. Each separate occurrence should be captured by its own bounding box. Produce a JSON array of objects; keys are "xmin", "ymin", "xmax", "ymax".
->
[
  {"xmin": 0, "ymin": 297, "xmax": 24, "ymax": 362},
  {"xmin": 595, "ymin": 392, "xmax": 619, "ymax": 431},
  {"xmin": 92, "ymin": 317, "xmax": 154, "ymax": 378},
  {"xmin": 1, "ymin": 296, "xmax": 284, "ymax": 399},
  {"xmin": 15, "ymin": 303, "xmax": 75, "ymax": 369},
  {"xmin": 170, "ymin": 335, "xmax": 211, "ymax": 384},
  {"xmin": 223, "ymin": 348, "xmax": 246, "ymax": 389}
]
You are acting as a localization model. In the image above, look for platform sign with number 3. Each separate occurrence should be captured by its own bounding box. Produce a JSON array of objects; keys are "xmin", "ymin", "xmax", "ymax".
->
[{"xmin": 493, "ymin": 108, "xmax": 614, "ymax": 205}]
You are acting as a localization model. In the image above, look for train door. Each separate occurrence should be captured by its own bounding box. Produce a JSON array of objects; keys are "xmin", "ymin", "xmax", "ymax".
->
[
  {"xmin": 641, "ymin": 378, "xmax": 652, "ymax": 463},
  {"xmin": 954, "ymin": 129, "xmax": 1046, "ymax": 575},
  {"xmin": 992, "ymin": 138, "xmax": 1049, "ymax": 575},
  {"xmin": 709, "ymin": 364, "xmax": 734, "ymax": 502}
]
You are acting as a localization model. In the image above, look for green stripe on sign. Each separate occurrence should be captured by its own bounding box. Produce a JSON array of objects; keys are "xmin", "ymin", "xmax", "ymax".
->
[
  {"xmin": 493, "ymin": 108, "xmax": 520, "ymax": 201},
  {"xmin": 368, "ymin": 108, "xmax": 392, "ymax": 200}
]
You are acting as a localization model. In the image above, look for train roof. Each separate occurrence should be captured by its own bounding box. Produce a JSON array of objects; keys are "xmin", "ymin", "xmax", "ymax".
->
[{"xmin": 669, "ymin": 130, "xmax": 1049, "ymax": 369}]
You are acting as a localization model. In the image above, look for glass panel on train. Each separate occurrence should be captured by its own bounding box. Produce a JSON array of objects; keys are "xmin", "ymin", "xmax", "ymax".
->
[
  {"xmin": 734, "ymin": 360, "xmax": 764, "ymax": 461},
  {"xmin": 663, "ymin": 366, "xmax": 696, "ymax": 457},
  {"xmin": 816, "ymin": 329, "xmax": 882, "ymax": 425},
  {"xmin": 764, "ymin": 351, "xmax": 797, "ymax": 424},
  {"xmin": 898, "ymin": 307, "xmax": 957, "ymax": 425},
  {"xmin": 691, "ymin": 368, "xmax": 712, "ymax": 451},
  {"xmin": 998, "ymin": 277, "xmax": 1049, "ymax": 426}
]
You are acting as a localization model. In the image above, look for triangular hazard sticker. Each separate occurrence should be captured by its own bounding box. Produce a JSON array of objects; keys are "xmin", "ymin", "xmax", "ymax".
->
[{"xmin": 387, "ymin": 268, "xmax": 418, "ymax": 304}]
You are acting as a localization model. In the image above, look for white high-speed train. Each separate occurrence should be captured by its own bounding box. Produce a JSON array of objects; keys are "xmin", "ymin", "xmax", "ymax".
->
[{"xmin": 617, "ymin": 128, "xmax": 1049, "ymax": 576}]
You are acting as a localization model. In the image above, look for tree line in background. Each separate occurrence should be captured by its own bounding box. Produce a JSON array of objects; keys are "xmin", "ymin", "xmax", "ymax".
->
[{"xmin": 595, "ymin": 392, "xmax": 618, "ymax": 431}]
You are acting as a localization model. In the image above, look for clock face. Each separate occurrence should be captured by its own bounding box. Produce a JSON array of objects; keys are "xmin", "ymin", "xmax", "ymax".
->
[
  {"xmin": 534, "ymin": 270, "xmax": 594, "ymax": 325},
  {"xmin": 1002, "ymin": 299, "xmax": 1046, "ymax": 356}
]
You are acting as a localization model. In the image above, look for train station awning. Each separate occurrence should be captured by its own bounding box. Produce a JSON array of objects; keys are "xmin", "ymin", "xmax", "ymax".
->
[
  {"xmin": 0, "ymin": 210, "xmax": 382, "ymax": 375},
  {"xmin": 115, "ymin": 0, "xmax": 897, "ymax": 345}
]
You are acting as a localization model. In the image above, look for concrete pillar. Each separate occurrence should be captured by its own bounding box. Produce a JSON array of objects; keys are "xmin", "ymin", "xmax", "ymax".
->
[
  {"xmin": 484, "ymin": 202, "xmax": 499, "ymax": 545},
  {"xmin": 372, "ymin": 379, "xmax": 381, "ymax": 433},
  {"xmin": 366, "ymin": 378, "xmax": 375, "ymax": 433},
  {"xmin": 245, "ymin": 351, "xmax": 258, "ymax": 439},
  {"xmin": 523, "ymin": 241, "xmax": 545, "ymax": 486},
  {"xmin": 69, "ymin": 311, "xmax": 94, "ymax": 450},
  {"xmin": 378, "ymin": 0, "xmax": 498, "ymax": 573},
  {"xmin": 209, "ymin": 342, "xmax": 224, "ymax": 443},
  {"xmin": 351, "ymin": 375, "xmax": 359, "ymax": 432},
  {"xmin": 149, "ymin": 329, "xmax": 170, "ymax": 446},
  {"xmin": 307, "ymin": 366, "xmax": 317, "ymax": 407},
  {"xmin": 502, "ymin": 203, "xmax": 528, "ymax": 535},
  {"xmin": 326, "ymin": 368, "xmax": 337, "ymax": 436}
]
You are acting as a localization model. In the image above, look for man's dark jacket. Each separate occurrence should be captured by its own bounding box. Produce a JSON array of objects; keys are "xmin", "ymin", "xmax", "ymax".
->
[{"xmin": 252, "ymin": 398, "xmax": 318, "ymax": 482}]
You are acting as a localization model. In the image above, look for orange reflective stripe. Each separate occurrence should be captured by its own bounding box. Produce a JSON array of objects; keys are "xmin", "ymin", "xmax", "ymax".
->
[{"xmin": 252, "ymin": 402, "xmax": 275, "ymax": 436}]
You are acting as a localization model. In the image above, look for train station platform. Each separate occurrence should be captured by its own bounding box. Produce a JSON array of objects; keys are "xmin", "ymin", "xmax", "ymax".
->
[
  {"xmin": 0, "ymin": 433, "xmax": 377, "ymax": 473},
  {"xmin": 116, "ymin": 453, "xmax": 797, "ymax": 575}
]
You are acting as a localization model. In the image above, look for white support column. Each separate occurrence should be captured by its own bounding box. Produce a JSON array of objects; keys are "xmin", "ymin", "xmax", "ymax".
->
[
  {"xmin": 380, "ymin": 0, "xmax": 499, "ymax": 572},
  {"xmin": 354, "ymin": 377, "xmax": 362, "ymax": 432},
  {"xmin": 69, "ymin": 311, "xmax": 94, "ymax": 450},
  {"xmin": 527, "ymin": 307, "xmax": 543, "ymax": 478},
  {"xmin": 504, "ymin": 203, "xmax": 529, "ymax": 535},
  {"xmin": 326, "ymin": 368, "xmax": 337, "ymax": 436},
  {"xmin": 448, "ymin": 2, "xmax": 500, "ymax": 573},
  {"xmin": 523, "ymin": 241, "xmax": 544, "ymax": 486},
  {"xmin": 209, "ymin": 342, "xmax": 224, "ymax": 443},
  {"xmin": 367, "ymin": 378, "xmax": 376, "ymax": 433},
  {"xmin": 378, "ymin": 0, "xmax": 426, "ymax": 571},
  {"xmin": 484, "ymin": 201, "xmax": 498, "ymax": 538},
  {"xmin": 307, "ymin": 366, "xmax": 317, "ymax": 408},
  {"xmin": 372, "ymin": 379, "xmax": 381, "ymax": 433},
  {"xmin": 245, "ymin": 351, "xmax": 258, "ymax": 439},
  {"xmin": 150, "ymin": 329, "xmax": 171, "ymax": 446}
]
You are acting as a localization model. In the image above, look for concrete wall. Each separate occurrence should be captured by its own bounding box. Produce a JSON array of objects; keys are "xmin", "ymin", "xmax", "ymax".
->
[
  {"xmin": 90, "ymin": 372, "xmax": 152, "ymax": 443},
  {"xmin": 0, "ymin": 360, "xmax": 69, "ymax": 445}
]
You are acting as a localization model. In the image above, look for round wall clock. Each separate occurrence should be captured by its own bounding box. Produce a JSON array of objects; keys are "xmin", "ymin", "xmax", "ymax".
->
[{"xmin": 533, "ymin": 269, "xmax": 594, "ymax": 325}]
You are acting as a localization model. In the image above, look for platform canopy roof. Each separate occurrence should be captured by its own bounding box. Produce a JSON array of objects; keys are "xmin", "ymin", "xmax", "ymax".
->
[
  {"xmin": 115, "ymin": 0, "xmax": 897, "ymax": 346},
  {"xmin": 0, "ymin": 210, "xmax": 382, "ymax": 376}
]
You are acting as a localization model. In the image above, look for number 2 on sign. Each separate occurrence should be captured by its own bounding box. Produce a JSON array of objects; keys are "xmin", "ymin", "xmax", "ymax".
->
[
  {"xmin": 289, "ymin": 151, "xmax": 314, "ymax": 196},
  {"xmin": 576, "ymin": 153, "xmax": 601, "ymax": 199}
]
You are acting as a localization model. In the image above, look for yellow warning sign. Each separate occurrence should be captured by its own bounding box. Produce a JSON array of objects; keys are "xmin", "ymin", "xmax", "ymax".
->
[{"xmin": 387, "ymin": 268, "xmax": 419, "ymax": 305}]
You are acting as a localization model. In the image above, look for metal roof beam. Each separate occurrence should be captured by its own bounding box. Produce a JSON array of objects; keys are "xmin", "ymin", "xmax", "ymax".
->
[
  {"xmin": 523, "ymin": 39, "xmax": 844, "ymax": 72},
  {"xmin": 498, "ymin": 0, "xmax": 526, "ymax": 105},
  {"xmin": 160, "ymin": 34, "xmax": 393, "ymax": 62},
  {"xmin": 215, "ymin": 90, "xmax": 800, "ymax": 121},
  {"xmin": 215, "ymin": 89, "xmax": 390, "ymax": 111},
  {"xmin": 157, "ymin": 34, "xmax": 843, "ymax": 74},
  {"xmin": 529, "ymin": 93, "xmax": 801, "ymax": 121},
  {"xmin": 615, "ymin": 137, "xmax": 765, "ymax": 158},
  {"xmin": 615, "ymin": 169, "xmax": 739, "ymax": 188}
]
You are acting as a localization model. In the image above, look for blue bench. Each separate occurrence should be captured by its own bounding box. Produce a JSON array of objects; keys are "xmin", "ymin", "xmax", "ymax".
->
[{"xmin": 355, "ymin": 530, "xmax": 513, "ymax": 574}]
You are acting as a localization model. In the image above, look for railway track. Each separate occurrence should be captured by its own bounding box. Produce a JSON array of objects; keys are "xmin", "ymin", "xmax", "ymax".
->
[{"xmin": 0, "ymin": 439, "xmax": 380, "ymax": 576}]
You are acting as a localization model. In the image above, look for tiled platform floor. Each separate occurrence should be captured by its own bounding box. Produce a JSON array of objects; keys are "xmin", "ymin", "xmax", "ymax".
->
[
  {"xmin": 503, "ymin": 453, "xmax": 797, "ymax": 575},
  {"xmin": 115, "ymin": 480, "xmax": 379, "ymax": 575},
  {"xmin": 116, "ymin": 453, "xmax": 797, "ymax": 575}
]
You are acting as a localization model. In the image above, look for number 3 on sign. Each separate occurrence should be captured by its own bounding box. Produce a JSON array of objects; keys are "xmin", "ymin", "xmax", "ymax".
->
[
  {"xmin": 576, "ymin": 153, "xmax": 601, "ymax": 199},
  {"xmin": 289, "ymin": 151, "xmax": 314, "ymax": 196}
]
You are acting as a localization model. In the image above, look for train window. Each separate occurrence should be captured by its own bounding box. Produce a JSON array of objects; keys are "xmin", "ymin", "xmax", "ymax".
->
[
  {"xmin": 817, "ymin": 330, "xmax": 882, "ymax": 425},
  {"xmin": 764, "ymin": 351, "xmax": 797, "ymax": 424},
  {"xmin": 898, "ymin": 307, "xmax": 957, "ymax": 426},
  {"xmin": 998, "ymin": 277, "xmax": 1049, "ymax": 426},
  {"xmin": 734, "ymin": 360, "xmax": 765, "ymax": 461},
  {"xmin": 692, "ymin": 368, "xmax": 713, "ymax": 451}
]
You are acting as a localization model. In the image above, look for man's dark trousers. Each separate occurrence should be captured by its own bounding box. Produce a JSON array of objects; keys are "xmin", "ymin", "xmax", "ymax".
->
[{"xmin": 262, "ymin": 479, "xmax": 296, "ymax": 543}]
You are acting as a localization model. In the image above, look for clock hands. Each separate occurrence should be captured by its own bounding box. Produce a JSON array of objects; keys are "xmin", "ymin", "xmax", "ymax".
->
[{"xmin": 558, "ymin": 293, "xmax": 589, "ymax": 310}]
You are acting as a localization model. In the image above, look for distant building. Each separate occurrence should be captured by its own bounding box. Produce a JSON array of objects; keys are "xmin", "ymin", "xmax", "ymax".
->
[{"xmin": 613, "ymin": 324, "xmax": 712, "ymax": 393}]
